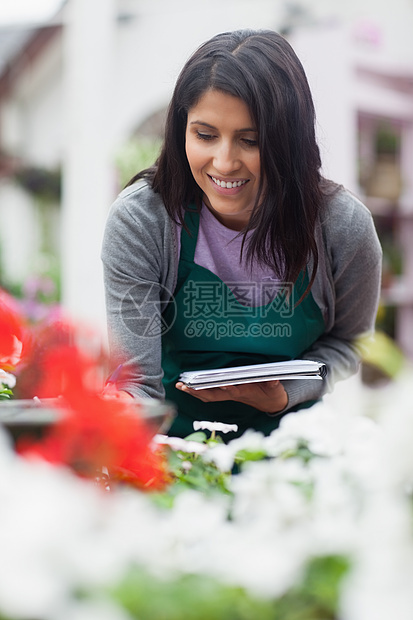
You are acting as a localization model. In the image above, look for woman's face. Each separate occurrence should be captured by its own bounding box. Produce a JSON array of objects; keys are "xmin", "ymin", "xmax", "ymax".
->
[{"xmin": 185, "ymin": 89, "xmax": 261, "ymax": 231}]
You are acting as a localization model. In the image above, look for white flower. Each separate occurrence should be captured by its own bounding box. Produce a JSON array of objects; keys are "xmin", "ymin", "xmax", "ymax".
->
[
  {"xmin": 264, "ymin": 401, "xmax": 381, "ymax": 464},
  {"xmin": 0, "ymin": 447, "xmax": 139, "ymax": 619},
  {"xmin": 204, "ymin": 519, "xmax": 310, "ymax": 598},
  {"xmin": 203, "ymin": 443, "xmax": 235, "ymax": 472},
  {"xmin": 340, "ymin": 491, "xmax": 413, "ymax": 620},
  {"xmin": 193, "ymin": 420, "xmax": 238, "ymax": 433},
  {"xmin": 0, "ymin": 369, "xmax": 16, "ymax": 388},
  {"xmin": 55, "ymin": 596, "xmax": 133, "ymax": 620},
  {"xmin": 152, "ymin": 434, "xmax": 207, "ymax": 454},
  {"xmin": 204, "ymin": 429, "xmax": 266, "ymax": 472},
  {"xmin": 228, "ymin": 428, "xmax": 266, "ymax": 453},
  {"xmin": 1, "ymin": 365, "xmax": 413, "ymax": 620}
]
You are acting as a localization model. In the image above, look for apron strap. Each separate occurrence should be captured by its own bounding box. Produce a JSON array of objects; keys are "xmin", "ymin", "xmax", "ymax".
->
[{"xmin": 179, "ymin": 208, "xmax": 200, "ymax": 263}]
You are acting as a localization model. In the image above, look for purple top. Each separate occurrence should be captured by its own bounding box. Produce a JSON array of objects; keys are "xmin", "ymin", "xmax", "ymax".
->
[{"xmin": 177, "ymin": 204, "xmax": 282, "ymax": 307}]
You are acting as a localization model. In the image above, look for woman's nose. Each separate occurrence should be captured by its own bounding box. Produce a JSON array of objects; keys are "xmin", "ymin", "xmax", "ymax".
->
[{"xmin": 213, "ymin": 142, "xmax": 240, "ymax": 174}]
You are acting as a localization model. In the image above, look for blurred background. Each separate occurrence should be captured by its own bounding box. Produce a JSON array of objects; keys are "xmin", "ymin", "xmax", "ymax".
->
[{"xmin": 0, "ymin": 0, "xmax": 412, "ymax": 359}]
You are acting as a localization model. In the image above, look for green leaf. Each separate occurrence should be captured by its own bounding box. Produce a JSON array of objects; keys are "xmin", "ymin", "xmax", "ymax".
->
[
  {"xmin": 234, "ymin": 448, "xmax": 268, "ymax": 464},
  {"xmin": 0, "ymin": 388, "xmax": 13, "ymax": 400},
  {"xmin": 184, "ymin": 431, "xmax": 208, "ymax": 443},
  {"xmin": 275, "ymin": 554, "xmax": 351, "ymax": 619},
  {"xmin": 112, "ymin": 569, "xmax": 276, "ymax": 620}
]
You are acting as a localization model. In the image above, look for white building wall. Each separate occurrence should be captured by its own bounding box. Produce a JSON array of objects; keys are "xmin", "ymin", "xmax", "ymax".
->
[
  {"xmin": 8, "ymin": 33, "xmax": 64, "ymax": 166},
  {"xmin": 24, "ymin": 64, "xmax": 64, "ymax": 167},
  {"xmin": 289, "ymin": 25, "xmax": 358, "ymax": 191},
  {"xmin": 60, "ymin": 0, "xmax": 117, "ymax": 327},
  {"xmin": 0, "ymin": 181, "xmax": 41, "ymax": 283}
]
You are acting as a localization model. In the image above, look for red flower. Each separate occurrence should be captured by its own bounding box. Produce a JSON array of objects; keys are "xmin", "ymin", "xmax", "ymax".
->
[
  {"xmin": 0, "ymin": 288, "xmax": 30, "ymax": 368},
  {"xmin": 19, "ymin": 394, "xmax": 169, "ymax": 490},
  {"xmin": 18, "ymin": 333, "xmax": 170, "ymax": 491},
  {"xmin": 13, "ymin": 316, "xmax": 106, "ymax": 404},
  {"xmin": 0, "ymin": 290, "xmax": 169, "ymax": 491}
]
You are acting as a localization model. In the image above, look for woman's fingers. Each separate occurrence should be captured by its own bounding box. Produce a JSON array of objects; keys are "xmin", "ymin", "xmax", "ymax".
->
[{"xmin": 175, "ymin": 380, "xmax": 287, "ymax": 412}]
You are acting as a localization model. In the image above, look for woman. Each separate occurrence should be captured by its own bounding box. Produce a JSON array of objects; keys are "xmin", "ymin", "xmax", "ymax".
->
[{"xmin": 102, "ymin": 29, "xmax": 382, "ymax": 439}]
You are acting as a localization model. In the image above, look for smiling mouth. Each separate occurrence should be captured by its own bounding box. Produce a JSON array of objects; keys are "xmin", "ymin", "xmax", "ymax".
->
[{"xmin": 209, "ymin": 175, "xmax": 249, "ymax": 189}]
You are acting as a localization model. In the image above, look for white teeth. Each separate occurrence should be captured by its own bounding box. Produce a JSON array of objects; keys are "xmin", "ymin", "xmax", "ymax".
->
[{"xmin": 211, "ymin": 176, "xmax": 247, "ymax": 188}]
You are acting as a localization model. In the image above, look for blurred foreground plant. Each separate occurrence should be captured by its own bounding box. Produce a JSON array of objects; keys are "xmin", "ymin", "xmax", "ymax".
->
[
  {"xmin": 359, "ymin": 329, "xmax": 406, "ymax": 380},
  {"xmin": 0, "ymin": 286, "xmax": 170, "ymax": 491},
  {"xmin": 1, "ymin": 293, "xmax": 413, "ymax": 620},
  {"xmin": 0, "ymin": 288, "xmax": 31, "ymax": 398}
]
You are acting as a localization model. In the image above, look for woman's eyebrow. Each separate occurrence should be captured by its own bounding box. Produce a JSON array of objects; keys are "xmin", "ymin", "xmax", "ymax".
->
[{"xmin": 189, "ymin": 120, "xmax": 257, "ymax": 133}]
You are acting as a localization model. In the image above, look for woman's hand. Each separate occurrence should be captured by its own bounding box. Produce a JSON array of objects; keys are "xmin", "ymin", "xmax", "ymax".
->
[{"xmin": 175, "ymin": 380, "xmax": 288, "ymax": 414}]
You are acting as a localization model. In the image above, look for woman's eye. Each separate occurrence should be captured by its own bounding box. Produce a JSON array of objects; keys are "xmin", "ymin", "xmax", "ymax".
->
[
  {"xmin": 242, "ymin": 138, "xmax": 258, "ymax": 147},
  {"xmin": 196, "ymin": 132, "xmax": 215, "ymax": 141}
]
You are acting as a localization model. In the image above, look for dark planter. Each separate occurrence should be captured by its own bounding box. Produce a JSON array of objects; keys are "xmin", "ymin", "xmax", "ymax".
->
[{"xmin": 0, "ymin": 397, "xmax": 176, "ymax": 447}]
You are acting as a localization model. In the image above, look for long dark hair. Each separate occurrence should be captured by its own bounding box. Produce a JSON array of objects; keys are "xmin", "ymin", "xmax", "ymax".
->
[{"xmin": 130, "ymin": 29, "xmax": 332, "ymax": 293}]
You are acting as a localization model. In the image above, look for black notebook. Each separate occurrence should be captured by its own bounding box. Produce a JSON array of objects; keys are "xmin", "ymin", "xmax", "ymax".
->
[{"xmin": 179, "ymin": 359, "xmax": 326, "ymax": 390}]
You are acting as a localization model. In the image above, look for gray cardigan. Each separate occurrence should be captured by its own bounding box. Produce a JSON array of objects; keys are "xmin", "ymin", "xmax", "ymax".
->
[{"xmin": 101, "ymin": 181, "xmax": 382, "ymax": 412}]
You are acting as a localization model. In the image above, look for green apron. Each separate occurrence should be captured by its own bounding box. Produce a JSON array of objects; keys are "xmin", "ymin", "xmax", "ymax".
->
[{"xmin": 162, "ymin": 209, "xmax": 325, "ymax": 440}]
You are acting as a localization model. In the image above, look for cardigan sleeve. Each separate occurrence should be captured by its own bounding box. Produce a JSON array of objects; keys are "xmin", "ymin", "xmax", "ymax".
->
[
  {"xmin": 280, "ymin": 190, "xmax": 382, "ymax": 412},
  {"xmin": 101, "ymin": 182, "xmax": 178, "ymax": 400}
]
